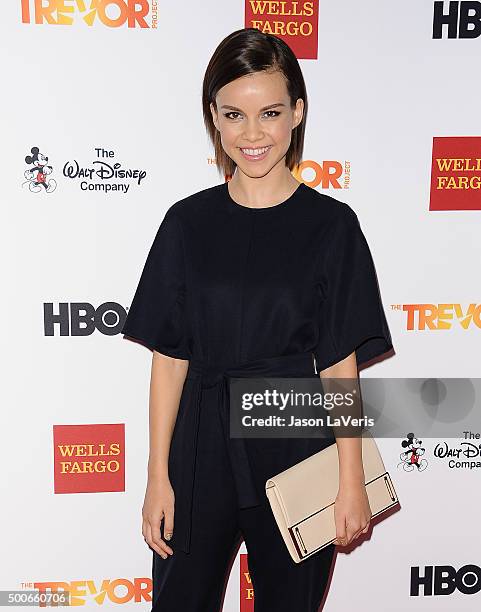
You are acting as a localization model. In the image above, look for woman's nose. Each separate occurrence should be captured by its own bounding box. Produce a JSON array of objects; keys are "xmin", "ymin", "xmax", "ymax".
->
[{"xmin": 242, "ymin": 119, "xmax": 264, "ymax": 142}]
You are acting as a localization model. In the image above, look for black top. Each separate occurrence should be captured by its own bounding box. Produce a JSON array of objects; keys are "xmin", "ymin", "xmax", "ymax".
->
[
  {"xmin": 122, "ymin": 180, "xmax": 393, "ymax": 371},
  {"xmin": 121, "ymin": 180, "xmax": 394, "ymax": 553}
]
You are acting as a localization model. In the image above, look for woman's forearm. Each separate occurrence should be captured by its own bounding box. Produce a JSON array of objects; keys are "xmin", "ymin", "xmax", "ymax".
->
[
  {"xmin": 335, "ymin": 437, "xmax": 365, "ymax": 485},
  {"xmin": 147, "ymin": 351, "xmax": 189, "ymax": 481},
  {"xmin": 319, "ymin": 351, "xmax": 365, "ymax": 485}
]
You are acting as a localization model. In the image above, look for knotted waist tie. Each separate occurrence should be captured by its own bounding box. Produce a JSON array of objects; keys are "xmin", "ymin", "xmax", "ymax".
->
[{"xmin": 175, "ymin": 350, "xmax": 317, "ymax": 553}]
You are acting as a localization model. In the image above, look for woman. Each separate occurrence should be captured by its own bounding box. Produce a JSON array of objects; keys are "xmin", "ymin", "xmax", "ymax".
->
[{"xmin": 122, "ymin": 27, "xmax": 393, "ymax": 612}]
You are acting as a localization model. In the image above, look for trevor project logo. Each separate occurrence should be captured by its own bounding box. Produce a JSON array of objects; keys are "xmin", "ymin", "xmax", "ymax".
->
[{"xmin": 21, "ymin": 0, "xmax": 158, "ymax": 29}]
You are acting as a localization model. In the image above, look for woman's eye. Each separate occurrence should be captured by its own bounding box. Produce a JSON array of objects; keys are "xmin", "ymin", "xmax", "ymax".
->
[
  {"xmin": 224, "ymin": 110, "xmax": 281, "ymax": 120},
  {"xmin": 263, "ymin": 110, "xmax": 280, "ymax": 118}
]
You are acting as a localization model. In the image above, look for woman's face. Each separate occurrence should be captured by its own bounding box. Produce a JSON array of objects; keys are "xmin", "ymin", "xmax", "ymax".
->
[{"xmin": 210, "ymin": 70, "xmax": 303, "ymax": 178}]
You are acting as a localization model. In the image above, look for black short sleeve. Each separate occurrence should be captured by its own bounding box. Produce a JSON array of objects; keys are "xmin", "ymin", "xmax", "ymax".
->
[
  {"xmin": 314, "ymin": 207, "xmax": 393, "ymax": 371},
  {"xmin": 121, "ymin": 209, "xmax": 190, "ymax": 359}
]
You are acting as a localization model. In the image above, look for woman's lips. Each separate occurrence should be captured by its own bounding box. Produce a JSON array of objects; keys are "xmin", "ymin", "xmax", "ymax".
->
[{"xmin": 238, "ymin": 145, "xmax": 272, "ymax": 161}]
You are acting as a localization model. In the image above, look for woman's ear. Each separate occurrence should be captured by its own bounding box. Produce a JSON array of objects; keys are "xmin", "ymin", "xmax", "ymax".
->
[
  {"xmin": 210, "ymin": 102, "xmax": 219, "ymax": 131},
  {"xmin": 293, "ymin": 98, "xmax": 304, "ymax": 129}
]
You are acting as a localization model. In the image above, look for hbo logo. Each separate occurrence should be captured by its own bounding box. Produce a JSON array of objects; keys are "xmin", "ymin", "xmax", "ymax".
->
[
  {"xmin": 411, "ymin": 564, "xmax": 481, "ymax": 596},
  {"xmin": 44, "ymin": 302, "xmax": 127, "ymax": 336}
]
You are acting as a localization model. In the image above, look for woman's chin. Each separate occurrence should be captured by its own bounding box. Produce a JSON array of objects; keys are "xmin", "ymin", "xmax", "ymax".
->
[{"xmin": 231, "ymin": 156, "xmax": 279, "ymax": 179}]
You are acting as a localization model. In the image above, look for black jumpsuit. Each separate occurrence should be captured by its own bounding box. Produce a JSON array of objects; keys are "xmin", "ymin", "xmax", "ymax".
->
[{"xmin": 121, "ymin": 180, "xmax": 394, "ymax": 611}]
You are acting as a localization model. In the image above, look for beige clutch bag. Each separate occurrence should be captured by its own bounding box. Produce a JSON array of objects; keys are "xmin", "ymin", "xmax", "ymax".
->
[{"xmin": 265, "ymin": 431, "xmax": 399, "ymax": 563}]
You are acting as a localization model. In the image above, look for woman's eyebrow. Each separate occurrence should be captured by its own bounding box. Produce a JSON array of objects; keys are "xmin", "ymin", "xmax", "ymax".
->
[{"xmin": 220, "ymin": 103, "xmax": 286, "ymax": 112}]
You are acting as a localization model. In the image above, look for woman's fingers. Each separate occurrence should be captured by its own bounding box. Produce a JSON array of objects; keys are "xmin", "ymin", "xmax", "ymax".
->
[
  {"xmin": 334, "ymin": 484, "xmax": 372, "ymax": 547},
  {"xmin": 350, "ymin": 521, "xmax": 371, "ymax": 542},
  {"xmin": 337, "ymin": 519, "xmax": 370, "ymax": 546},
  {"xmin": 143, "ymin": 521, "xmax": 157, "ymax": 554},
  {"xmin": 141, "ymin": 479, "xmax": 176, "ymax": 559},
  {"xmin": 144, "ymin": 513, "xmax": 174, "ymax": 559},
  {"xmin": 151, "ymin": 516, "xmax": 174, "ymax": 557},
  {"xmin": 346, "ymin": 523, "xmax": 358, "ymax": 545},
  {"xmin": 163, "ymin": 506, "xmax": 175, "ymax": 542},
  {"xmin": 334, "ymin": 513, "xmax": 347, "ymax": 546}
]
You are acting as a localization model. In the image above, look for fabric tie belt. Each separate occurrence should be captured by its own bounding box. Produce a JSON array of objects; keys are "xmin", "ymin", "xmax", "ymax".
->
[{"xmin": 172, "ymin": 350, "xmax": 317, "ymax": 554}]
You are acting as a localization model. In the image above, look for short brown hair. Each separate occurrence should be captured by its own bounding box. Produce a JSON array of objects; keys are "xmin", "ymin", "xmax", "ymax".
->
[{"xmin": 202, "ymin": 28, "xmax": 308, "ymax": 179}]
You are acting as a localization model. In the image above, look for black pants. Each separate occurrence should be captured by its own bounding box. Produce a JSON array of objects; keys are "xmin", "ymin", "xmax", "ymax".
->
[{"xmin": 152, "ymin": 391, "xmax": 336, "ymax": 612}]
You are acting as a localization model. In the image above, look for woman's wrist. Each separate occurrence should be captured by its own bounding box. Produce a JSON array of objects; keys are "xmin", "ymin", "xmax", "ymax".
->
[
  {"xmin": 147, "ymin": 458, "xmax": 170, "ymax": 482},
  {"xmin": 338, "ymin": 466, "xmax": 366, "ymax": 488}
]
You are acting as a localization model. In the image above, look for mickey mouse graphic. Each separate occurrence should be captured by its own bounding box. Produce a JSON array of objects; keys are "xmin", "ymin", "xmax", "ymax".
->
[
  {"xmin": 23, "ymin": 146, "xmax": 57, "ymax": 193},
  {"xmin": 398, "ymin": 432, "xmax": 428, "ymax": 472}
]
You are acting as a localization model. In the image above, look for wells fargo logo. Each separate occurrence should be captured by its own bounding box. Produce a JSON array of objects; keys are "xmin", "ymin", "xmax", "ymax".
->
[
  {"xmin": 430, "ymin": 136, "xmax": 481, "ymax": 210},
  {"xmin": 32, "ymin": 578, "xmax": 151, "ymax": 605},
  {"xmin": 53, "ymin": 424, "xmax": 125, "ymax": 493},
  {"xmin": 245, "ymin": 1, "xmax": 319, "ymax": 59},
  {"xmin": 240, "ymin": 554, "xmax": 254, "ymax": 611},
  {"xmin": 21, "ymin": 0, "xmax": 158, "ymax": 29},
  {"xmin": 392, "ymin": 303, "xmax": 481, "ymax": 330}
]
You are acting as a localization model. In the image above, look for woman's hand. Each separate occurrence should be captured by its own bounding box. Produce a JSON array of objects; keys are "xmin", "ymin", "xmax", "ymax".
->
[
  {"xmin": 333, "ymin": 479, "xmax": 371, "ymax": 547},
  {"xmin": 142, "ymin": 475, "xmax": 175, "ymax": 559}
]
